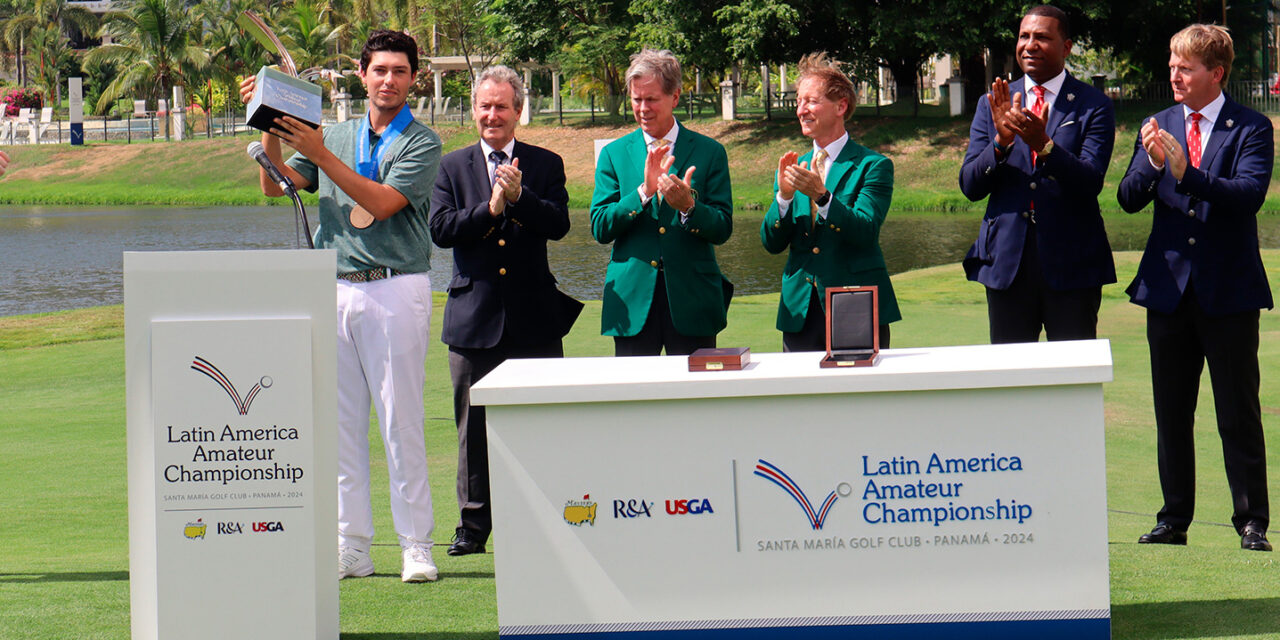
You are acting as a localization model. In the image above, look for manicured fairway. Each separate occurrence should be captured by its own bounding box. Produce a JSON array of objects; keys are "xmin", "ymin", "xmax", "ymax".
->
[{"xmin": 1, "ymin": 252, "xmax": 1278, "ymax": 639}]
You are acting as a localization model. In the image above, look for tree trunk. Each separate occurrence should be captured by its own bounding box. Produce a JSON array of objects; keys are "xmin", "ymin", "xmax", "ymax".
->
[
  {"xmin": 885, "ymin": 57, "xmax": 919, "ymax": 109},
  {"xmin": 960, "ymin": 53, "xmax": 987, "ymax": 115}
]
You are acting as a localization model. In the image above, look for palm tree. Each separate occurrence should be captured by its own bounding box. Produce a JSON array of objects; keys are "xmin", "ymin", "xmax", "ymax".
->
[
  {"xmin": 189, "ymin": 0, "xmax": 267, "ymax": 115},
  {"xmin": 83, "ymin": 0, "xmax": 209, "ymax": 117},
  {"xmin": 2, "ymin": 0, "xmax": 97, "ymax": 90},
  {"xmin": 273, "ymin": 0, "xmax": 347, "ymax": 73},
  {"xmin": 25, "ymin": 23, "xmax": 76, "ymax": 105}
]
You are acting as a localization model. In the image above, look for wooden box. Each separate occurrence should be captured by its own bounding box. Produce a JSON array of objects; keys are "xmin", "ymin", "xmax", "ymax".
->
[{"xmin": 689, "ymin": 347, "xmax": 750, "ymax": 372}]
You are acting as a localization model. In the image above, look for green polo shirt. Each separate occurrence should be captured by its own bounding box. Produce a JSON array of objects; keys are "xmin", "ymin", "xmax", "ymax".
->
[{"xmin": 286, "ymin": 117, "xmax": 441, "ymax": 274}]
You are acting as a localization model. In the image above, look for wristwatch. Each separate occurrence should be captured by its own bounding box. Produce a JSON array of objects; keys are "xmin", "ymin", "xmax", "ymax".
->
[
  {"xmin": 814, "ymin": 191, "xmax": 832, "ymax": 207},
  {"xmin": 1039, "ymin": 139, "xmax": 1055, "ymax": 158}
]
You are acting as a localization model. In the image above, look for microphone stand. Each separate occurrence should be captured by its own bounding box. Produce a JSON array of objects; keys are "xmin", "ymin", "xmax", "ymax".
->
[{"xmin": 280, "ymin": 176, "xmax": 313, "ymax": 249}]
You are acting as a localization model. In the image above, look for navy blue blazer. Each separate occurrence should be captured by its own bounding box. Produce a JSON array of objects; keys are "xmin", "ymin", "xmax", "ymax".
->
[
  {"xmin": 959, "ymin": 72, "xmax": 1117, "ymax": 291},
  {"xmin": 1116, "ymin": 94, "xmax": 1274, "ymax": 315},
  {"xmin": 429, "ymin": 140, "xmax": 583, "ymax": 349}
]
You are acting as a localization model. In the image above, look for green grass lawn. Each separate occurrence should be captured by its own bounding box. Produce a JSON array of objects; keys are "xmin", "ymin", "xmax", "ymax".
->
[
  {"xmin": 2, "ymin": 252, "xmax": 1279, "ymax": 639},
  {"xmin": 5, "ymin": 108, "xmax": 1280, "ymax": 216}
]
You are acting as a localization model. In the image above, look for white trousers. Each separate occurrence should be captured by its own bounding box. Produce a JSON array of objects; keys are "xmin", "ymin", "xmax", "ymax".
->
[{"xmin": 335, "ymin": 273, "xmax": 434, "ymax": 551}]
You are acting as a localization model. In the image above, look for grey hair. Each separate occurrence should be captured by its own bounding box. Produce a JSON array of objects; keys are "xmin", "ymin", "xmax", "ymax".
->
[
  {"xmin": 625, "ymin": 49, "xmax": 682, "ymax": 96},
  {"xmin": 472, "ymin": 65, "xmax": 525, "ymax": 113}
]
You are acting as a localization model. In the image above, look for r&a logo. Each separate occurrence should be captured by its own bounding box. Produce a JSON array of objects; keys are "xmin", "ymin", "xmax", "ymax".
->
[
  {"xmin": 217, "ymin": 522, "xmax": 243, "ymax": 535},
  {"xmin": 613, "ymin": 499, "xmax": 654, "ymax": 518}
]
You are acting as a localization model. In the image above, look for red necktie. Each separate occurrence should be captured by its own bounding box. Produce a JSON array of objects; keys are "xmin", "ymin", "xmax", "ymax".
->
[
  {"xmin": 1030, "ymin": 85, "xmax": 1046, "ymax": 166},
  {"xmin": 1188, "ymin": 112, "xmax": 1203, "ymax": 169}
]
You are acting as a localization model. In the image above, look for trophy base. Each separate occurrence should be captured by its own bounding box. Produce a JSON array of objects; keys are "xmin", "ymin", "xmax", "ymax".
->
[{"xmin": 247, "ymin": 66, "xmax": 323, "ymax": 132}]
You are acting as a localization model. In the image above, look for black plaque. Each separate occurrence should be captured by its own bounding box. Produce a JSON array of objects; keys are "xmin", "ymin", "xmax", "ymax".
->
[{"xmin": 821, "ymin": 286, "xmax": 880, "ymax": 368}]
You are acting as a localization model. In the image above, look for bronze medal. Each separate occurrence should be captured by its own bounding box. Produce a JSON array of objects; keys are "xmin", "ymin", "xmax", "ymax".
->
[{"xmin": 349, "ymin": 205, "xmax": 375, "ymax": 229}]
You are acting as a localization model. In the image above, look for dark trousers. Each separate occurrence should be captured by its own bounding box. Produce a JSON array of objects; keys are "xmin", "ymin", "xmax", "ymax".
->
[
  {"xmin": 1148, "ymin": 285, "xmax": 1268, "ymax": 533},
  {"xmin": 783, "ymin": 287, "xmax": 891, "ymax": 352},
  {"xmin": 448, "ymin": 339, "xmax": 564, "ymax": 540},
  {"xmin": 614, "ymin": 271, "xmax": 716, "ymax": 356},
  {"xmin": 986, "ymin": 224, "xmax": 1101, "ymax": 344}
]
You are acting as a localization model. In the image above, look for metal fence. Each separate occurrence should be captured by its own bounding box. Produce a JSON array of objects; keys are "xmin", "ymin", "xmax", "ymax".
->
[
  {"xmin": 1105, "ymin": 79, "xmax": 1280, "ymax": 114},
  {"xmin": 8, "ymin": 78, "xmax": 1280, "ymax": 146}
]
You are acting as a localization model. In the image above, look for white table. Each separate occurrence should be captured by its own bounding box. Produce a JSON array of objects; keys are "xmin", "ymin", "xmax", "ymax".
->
[{"xmin": 472, "ymin": 340, "xmax": 1113, "ymax": 639}]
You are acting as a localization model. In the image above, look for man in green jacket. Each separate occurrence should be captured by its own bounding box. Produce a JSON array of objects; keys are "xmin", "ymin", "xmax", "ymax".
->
[
  {"xmin": 591, "ymin": 49, "xmax": 734, "ymax": 356},
  {"xmin": 761, "ymin": 52, "xmax": 900, "ymax": 351}
]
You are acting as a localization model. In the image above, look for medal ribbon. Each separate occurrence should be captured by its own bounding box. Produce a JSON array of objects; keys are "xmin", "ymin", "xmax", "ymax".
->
[{"xmin": 356, "ymin": 104, "xmax": 413, "ymax": 181}]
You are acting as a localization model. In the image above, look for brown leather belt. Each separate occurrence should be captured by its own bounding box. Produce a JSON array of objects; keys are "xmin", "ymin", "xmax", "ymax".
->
[{"xmin": 337, "ymin": 267, "xmax": 404, "ymax": 283}]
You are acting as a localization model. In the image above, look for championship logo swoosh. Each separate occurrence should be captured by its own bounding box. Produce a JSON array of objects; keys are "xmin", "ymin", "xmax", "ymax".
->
[
  {"xmin": 191, "ymin": 356, "xmax": 270, "ymax": 415},
  {"xmin": 754, "ymin": 458, "xmax": 839, "ymax": 530}
]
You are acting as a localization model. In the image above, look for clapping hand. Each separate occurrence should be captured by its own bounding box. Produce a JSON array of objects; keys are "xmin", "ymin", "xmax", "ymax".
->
[
  {"xmin": 658, "ymin": 158, "xmax": 697, "ymax": 213},
  {"xmin": 988, "ymin": 78, "xmax": 1016, "ymax": 149},
  {"xmin": 782, "ymin": 160, "xmax": 825, "ymax": 200},
  {"xmin": 495, "ymin": 157, "xmax": 522, "ymax": 203},
  {"xmin": 776, "ymin": 151, "xmax": 799, "ymax": 199},
  {"xmin": 643, "ymin": 143, "xmax": 670, "ymax": 198}
]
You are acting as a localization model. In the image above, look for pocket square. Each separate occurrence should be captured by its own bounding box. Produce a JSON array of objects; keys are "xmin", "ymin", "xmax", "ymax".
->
[{"xmin": 1059, "ymin": 120, "xmax": 1076, "ymax": 127}]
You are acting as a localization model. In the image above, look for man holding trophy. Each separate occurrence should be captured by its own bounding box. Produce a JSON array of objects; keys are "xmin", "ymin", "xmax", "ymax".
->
[{"xmin": 240, "ymin": 30, "xmax": 443, "ymax": 583}]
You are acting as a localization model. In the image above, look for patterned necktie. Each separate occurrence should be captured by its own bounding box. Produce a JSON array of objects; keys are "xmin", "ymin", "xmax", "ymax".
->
[
  {"xmin": 1188, "ymin": 112, "xmax": 1203, "ymax": 169},
  {"xmin": 809, "ymin": 148, "xmax": 828, "ymax": 226},
  {"xmin": 488, "ymin": 149, "xmax": 507, "ymax": 185},
  {"xmin": 1030, "ymin": 85, "xmax": 1046, "ymax": 165}
]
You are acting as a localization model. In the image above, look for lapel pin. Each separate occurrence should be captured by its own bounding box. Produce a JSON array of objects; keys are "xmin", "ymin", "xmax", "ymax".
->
[
  {"xmin": 1226, "ymin": 119, "xmax": 1234, "ymax": 128},
  {"xmin": 1066, "ymin": 93, "xmax": 1075, "ymax": 102}
]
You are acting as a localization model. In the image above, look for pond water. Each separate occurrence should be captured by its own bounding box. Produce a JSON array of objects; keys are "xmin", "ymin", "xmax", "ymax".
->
[{"xmin": 3, "ymin": 205, "xmax": 1279, "ymax": 317}]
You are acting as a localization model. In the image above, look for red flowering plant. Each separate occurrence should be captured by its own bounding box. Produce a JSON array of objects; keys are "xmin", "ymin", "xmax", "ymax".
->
[{"xmin": 2, "ymin": 87, "xmax": 44, "ymax": 117}]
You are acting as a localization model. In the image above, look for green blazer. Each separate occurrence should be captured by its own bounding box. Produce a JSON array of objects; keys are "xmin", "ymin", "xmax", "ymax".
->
[
  {"xmin": 760, "ymin": 138, "xmax": 901, "ymax": 333},
  {"xmin": 591, "ymin": 125, "xmax": 734, "ymax": 337}
]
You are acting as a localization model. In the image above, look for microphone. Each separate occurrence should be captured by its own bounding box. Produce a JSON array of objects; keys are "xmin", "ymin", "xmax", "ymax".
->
[{"xmin": 247, "ymin": 141, "xmax": 295, "ymax": 194}]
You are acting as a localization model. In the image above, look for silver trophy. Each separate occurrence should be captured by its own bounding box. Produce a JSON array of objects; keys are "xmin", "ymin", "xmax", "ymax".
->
[{"xmin": 239, "ymin": 11, "xmax": 323, "ymax": 131}]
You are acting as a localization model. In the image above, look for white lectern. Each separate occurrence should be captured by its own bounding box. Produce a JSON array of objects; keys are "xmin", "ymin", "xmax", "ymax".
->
[
  {"xmin": 472, "ymin": 340, "xmax": 1113, "ymax": 639},
  {"xmin": 124, "ymin": 250, "xmax": 338, "ymax": 640}
]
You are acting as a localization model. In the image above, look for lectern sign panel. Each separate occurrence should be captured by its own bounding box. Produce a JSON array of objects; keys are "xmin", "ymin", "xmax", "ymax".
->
[{"xmin": 150, "ymin": 318, "xmax": 315, "ymax": 638}]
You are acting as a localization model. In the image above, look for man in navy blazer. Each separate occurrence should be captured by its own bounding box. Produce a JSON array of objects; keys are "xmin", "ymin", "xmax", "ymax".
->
[
  {"xmin": 959, "ymin": 5, "xmax": 1115, "ymax": 343},
  {"xmin": 1118, "ymin": 24, "xmax": 1272, "ymax": 552},
  {"xmin": 430, "ymin": 65, "xmax": 583, "ymax": 556}
]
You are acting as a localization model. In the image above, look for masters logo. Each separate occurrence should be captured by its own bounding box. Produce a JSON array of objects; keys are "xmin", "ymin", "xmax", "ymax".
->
[
  {"xmin": 183, "ymin": 518, "xmax": 207, "ymax": 539},
  {"xmin": 563, "ymin": 495, "xmax": 597, "ymax": 526}
]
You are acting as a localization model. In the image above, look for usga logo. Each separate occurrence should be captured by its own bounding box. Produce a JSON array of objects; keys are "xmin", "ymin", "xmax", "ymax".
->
[
  {"xmin": 253, "ymin": 521, "xmax": 285, "ymax": 533},
  {"xmin": 665, "ymin": 499, "xmax": 714, "ymax": 515},
  {"xmin": 183, "ymin": 519, "xmax": 207, "ymax": 539},
  {"xmin": 563, "ymin": 495, "xmax": 597, "ymax": 526}
]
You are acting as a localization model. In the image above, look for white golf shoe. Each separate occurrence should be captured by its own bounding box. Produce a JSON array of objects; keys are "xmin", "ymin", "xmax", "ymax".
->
[
  {"xmin": 338, "ymin": 545, "xmax": 374, "ymax": 579},
  {"xmin": 401, "ymin": 545, "xmax": 438, "ymax": 583}
]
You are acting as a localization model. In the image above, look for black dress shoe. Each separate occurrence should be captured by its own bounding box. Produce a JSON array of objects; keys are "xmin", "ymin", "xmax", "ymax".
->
[
  {"xmin": 1241, "ymin": 524, "xmax": 1272, "ymax": 552},
  {"xmin": 1138, "ymin": 522, "xmax": 1187, "ymax": 545},
  {"xmin": 447, "ymin": 527, "xmax": 487, "ymax": 556}
]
